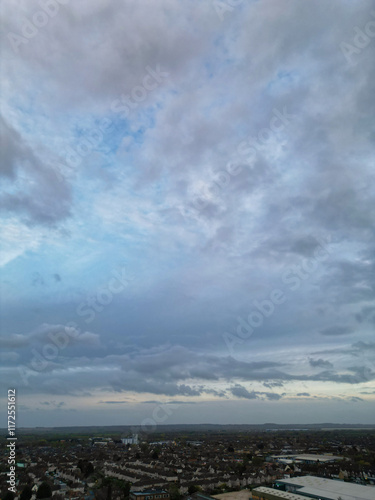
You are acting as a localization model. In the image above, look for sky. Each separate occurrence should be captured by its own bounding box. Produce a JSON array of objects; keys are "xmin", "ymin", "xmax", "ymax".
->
[{"xmin": 1, "ymin": 0, "xmax": 375, "ymax": 428}]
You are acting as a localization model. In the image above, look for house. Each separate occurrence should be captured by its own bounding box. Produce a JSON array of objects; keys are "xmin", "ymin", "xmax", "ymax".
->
[{"xmin": 130, "ymin": 489, "xmax": 170, "ymax": 500}]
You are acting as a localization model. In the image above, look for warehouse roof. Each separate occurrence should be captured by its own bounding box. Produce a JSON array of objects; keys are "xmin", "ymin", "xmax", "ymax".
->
[
  {"xmin": 278, "ymin": 476, "xmax": 375, "ymax": 500},
  {"xmin": 252, "ymin": 486, "xmax": 311, "ymax": 499},
  {"xmin": 270, "ymin": 454, "xmax": 343, "ymax": 463}
]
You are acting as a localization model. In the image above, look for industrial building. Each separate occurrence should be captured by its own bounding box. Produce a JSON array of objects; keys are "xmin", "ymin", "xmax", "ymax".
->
[
  {"xmin": 252, "ymin": 486, "xmax": 311, "ymax": 500},
  {"xmin": 275, "ymin": 475, "xmax": 375, "ymax": 500},
  {"xmin": 268, "ymin": 454, "xmax": 344, "ymax": 465}
]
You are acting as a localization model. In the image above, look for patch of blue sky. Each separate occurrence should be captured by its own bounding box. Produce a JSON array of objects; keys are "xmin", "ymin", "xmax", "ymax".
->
[
  {"xmin": 229, "ymin": 101, "xmax": 273, "ymax": 146},
  {"xmin": 266, "ymin": 69, "xmax": 300, "ymax": 96},
  {"xmin": 1, "ymin": 249, "xmax": 78, "ymax": 306},
  {"xmin": 212, "ymin": 28, "xmax": 243, "ymax": 63},
  {"xmin": 9, "ymin": 234, "xmax": 130, "ymax": 297},
  {"xmin": 212, "ymin": 34, "xmax": 231, "ymax": 58},
  {"xmin": 104, "ymin": 104, "xmax": 158, "ymax": 153},
  {"xmin": 197, "ymin": 82, "xmax": 234, "ymax": 119},
  {"xmin": 141, "ymin": 174, "xmax": 170, "ymax": 208},
  {"xmin": 203, "ymin": 60, "xmax": 215, "ymax": 80},
  {"xmin": 68, "ymin": 188, "xmax": 155, "ymax": 259}
]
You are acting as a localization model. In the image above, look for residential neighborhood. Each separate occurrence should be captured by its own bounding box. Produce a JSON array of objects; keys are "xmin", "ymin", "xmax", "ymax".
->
[{"xmin": 1, "ymin": 428, "xmax": 374, "ymax": 499}]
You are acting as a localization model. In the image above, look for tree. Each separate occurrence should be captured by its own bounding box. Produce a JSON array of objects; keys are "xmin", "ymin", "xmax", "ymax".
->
[
  {"xmin": 111, "ymin": 479, "xmax": 131, "ymax": 499},
  {"xmin": 140, "ymin": 442, "xmax": 149, "ymax": 454},
  {"xmin": 101, "ymin": 477, "xmax": 113, "ymax": 500},
  {"xmin": 188, "ymin": 485, "xmax": 201, "ymax": 495},
  {"xmin": 20, "ymin": 485, "xmax": 33, "ymax": 500},
  {"xmin": 252, "ymin": 456, "xmax": 264, "ymax": 467},
  {"xmin": 36, "ymin": 482, "xmax": 52, "ymax": 499},
  {"xmin": 120, "ymin": 481, "xmax": 131, "ymax": 499},
  {"xmin": 236, "ymin": 460, "xmax": 248, "ymax": 476},
  {"xmin": 77, "ymin": 459, "xmax": 95, "ymax": 477},
  {"xmin": 86, "ymin": 462, "xmax": 95, "ymax": 476},
  {"xmin": 169, "ymin": 483, "xmax": 181, "ymax": 500},
  {"xmin": 3, "ymin": 492, "xmax": 15, "ymax": 500}
]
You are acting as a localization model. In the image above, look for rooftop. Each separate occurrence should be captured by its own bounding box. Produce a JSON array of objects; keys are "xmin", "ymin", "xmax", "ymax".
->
[
  {"xmin": 212, "ymin": 489, "xmax": 252, "ymax": 500},
  {"xmin": 252, "ymin": 486, "xmax": 310, "ymax": 499},
  {"xmin": 270, "ymin": 454, "xmax": 344, "ymax": 463},
  {"xmin": 278, "ymin": 476, "xmax": 375, "ymax": 500},
  {"xmin": 131, "ymin": 491, "xmax": 168, "ymax": 496}
]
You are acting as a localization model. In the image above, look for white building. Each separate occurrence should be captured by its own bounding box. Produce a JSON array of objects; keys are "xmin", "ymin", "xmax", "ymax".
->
[
  {"xmin": 276, "ymin": 475, "xmax": 375, "ymax": 500},
  {"xmin": 122, "ymin": 433, "xmax": 139, "ymax": 445}
]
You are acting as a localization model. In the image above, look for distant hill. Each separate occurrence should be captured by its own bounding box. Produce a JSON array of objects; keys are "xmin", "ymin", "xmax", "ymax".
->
[{"xmin": 2, "ymin": 422, "xmax": 375, "ymax": 435}]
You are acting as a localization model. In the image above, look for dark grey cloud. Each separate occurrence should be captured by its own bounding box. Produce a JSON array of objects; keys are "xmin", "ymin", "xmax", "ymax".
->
[
  {"xmin": 111, "ymin": 379, "xmax": 202, "ymax": 397},
  {"xmin": 312, "ymin": 341, "xmax": 375, "ymax": 357},
  {"xmin": 352, "ymin": 341, "xmax": 375, "ymax": 351},
  {"xmin": 0, "ymin": 118, "xmax": 72, "ymax": 225},
  {"xmin": 319, "ymin": 326, "xmax": 353, "ymax": 336},
  {"xmin": 0, "ymin": 323, "xmax": 99, "ymax": 349},
  {"xmin": 309, "ymin": 358, "xmax": 334, "ymax": 369},
  {"xmin": 349, "ymin": 397, "xmax": 364, "ymax": 403},
  {"xmin": 0, "ymin": 115, "xmax": 26, "ymax": 178},
  {"xmin": 142, "ymin": 400, "xmax": 197, "ymax": 405},
  {"xmin": 263, "ymin": 382, "xmax": 284, "ymax": 389},
  {"xmin": 229, "ymin": 384, "xmax": 283, "ymax": 401},
  {"xmin": 5, "ymin": 337, "xmax": 375, "ymax": 399},
  {"xmin": 311, "ymin": 366, "xmax": 375, "ymax": 385},
  {"xmin": 230, "ymin": 385, "xmax": 258, "ymax": 400},
  {"xmin": 39, "ymin": 401, "xmax": 65, "ymax": 408},
  {"xmin": 355, "ymin": 306, "xmax": 375, "ymax": 324},
  {"xmin": 99, "ymin": 400, "xmax": 128, "ymax": 404}
]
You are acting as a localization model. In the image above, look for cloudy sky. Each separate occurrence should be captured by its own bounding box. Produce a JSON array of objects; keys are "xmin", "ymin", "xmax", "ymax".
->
[{"xmin": 1, "ymin": 0, "xmax": 375, "ymax": 428}]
